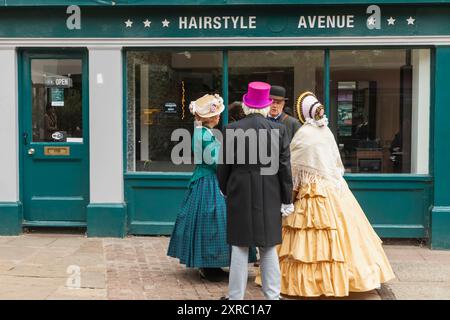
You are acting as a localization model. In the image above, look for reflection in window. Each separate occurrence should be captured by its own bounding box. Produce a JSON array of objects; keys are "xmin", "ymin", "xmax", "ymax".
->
[
  {"xmin": 127, "ymin": 51, "xmax": 223, "ymax": 172},
  {"xmin": 330, "ymin": 49, "xmax": 427, "ymax": 174},
  {"xmin": 228, "ymin": 50, "xmax": 324, "ymax": 119}
]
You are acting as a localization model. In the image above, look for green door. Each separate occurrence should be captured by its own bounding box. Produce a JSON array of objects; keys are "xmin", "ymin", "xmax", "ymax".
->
[{"xmin": 21, "ymin": 51, "xmax": 89, "ymax": 227}]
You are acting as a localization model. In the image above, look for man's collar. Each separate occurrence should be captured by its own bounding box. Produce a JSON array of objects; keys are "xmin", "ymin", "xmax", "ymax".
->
[{"xmin": 268, "ymin": 112, "xmax": 283, "ymax": 120}]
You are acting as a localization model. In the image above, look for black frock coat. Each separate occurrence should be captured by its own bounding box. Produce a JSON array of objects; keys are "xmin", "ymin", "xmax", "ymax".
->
[{"xmin": 217, "ymin": 114, "xmax": 293, "ymax": 247}]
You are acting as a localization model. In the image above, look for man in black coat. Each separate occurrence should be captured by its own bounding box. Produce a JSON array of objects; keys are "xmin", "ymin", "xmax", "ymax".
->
[
  {"xmin": 217, "ymin": 82, "xmax": 294, "ymax": 300},
  {"xmin": 267, "ymin": 85, "xmax": 301, "ymax": 143}
]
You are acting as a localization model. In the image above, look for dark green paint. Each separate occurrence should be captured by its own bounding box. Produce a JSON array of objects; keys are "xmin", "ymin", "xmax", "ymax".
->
[
  {"xmin": 433, "ymin": 48, "xmax": 450, "ymax": 207},
  {"xmin": 124, "ymin": 173, "xmax": 432, "ymax": 238},
  {"xmin": 430, "ymin": 47, "xmax": 450, "ymax": 249},
  {"xmin": 222, "ymin": 50, "xmax": 229, "ymax": 127},
  {"xmin": 22, "ymin": 220, "xmax": 87, "ymax": 227},
  {"xmin": 344, "ymin": 173, "xmax": 432, "ymax": 181},
  {"xmin": 431, "ymin": 207, "xmax": 450, "ymax": 249},
  {"xmin": 125, "ymin": 173, "xmax": 190, "ymax": 235},
  {"xmin": 20, "ymin": 50, "xmax": 90, "ymax": 225},
  {"xmin": 87, "ymin": 203, "xmax": 127, "ymax": 237},
  {"xmin": 346, "ymin": 174, "xmax": 432, "ymax": 238},
  {"xmin": 0, "ymin": 202, "xmax": 22, "ymax": 235},
  {"xmin": 429, "ymin": 48, "xmax": 436, "ymax": 177},
  {"xmin": 1, "ymin": 5, "xmax": 450, "ymax": 38},
  {"xmin": 3, "ymin": 0, "xmax": 450, "ymax": 6},
  {"xmin": 324, "ymin": 49, "xmax": 330, "ymax": 116}
]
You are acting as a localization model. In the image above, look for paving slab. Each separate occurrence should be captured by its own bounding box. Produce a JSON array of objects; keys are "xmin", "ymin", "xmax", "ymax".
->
[
  {"xmin": 0, "ymin": 237, "xmax": 17, "ymax": 245},
  {"xmin": 21, "ymin": 248, "xmax": 80, "ymax": 265},
  {"xmin": 3, "ymin": 264, "xmax": 70, "ymax": 278},
  {"xmin": 0, "ymin": 246, "xmax": 40, "ymax": 262},
  {"xmin": 77, "ymin": 271, "xmax": 106, "ymax": 289},
  {"xmin": 55, "ymin": 254, "xmax": 106, "ymax": 268},
  {"xmin": 0, "ymin": 262, "xmax": 15, "ymax": 273},
  {"xmin": 6, "ymin": 236, "xmax": 58, "ymax": 248},
  {"xmin": 418, "ymin": 249, "xmax": 450, "ymax": 263},
  {"xmin": 47, "ymin": 287, "xmax": 107, "ymax": 300},
  {"xmin": 388, "ymin": 282, "xmax": 450, "ymax": 300},
  {"xmin": 0, "ymin": 275, "xmax": 65, "ymax": 300},
  {"xmin": 390, "ymin": 261, "xmax": 450, "ymax": 283},
  {"xmin": 47, "ymin": 237, "xmax": 88, "ymax": 248},
  {"xmin": 73, "ymin": 240, "xmax": 104, "ymax": 254},
  {"xmin": 383, "ymin": 246, "xmax": 426, "ymax": 262}
]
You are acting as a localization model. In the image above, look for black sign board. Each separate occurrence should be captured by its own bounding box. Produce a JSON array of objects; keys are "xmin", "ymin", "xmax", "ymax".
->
[{"xmin": 164, "ymin": 102, "xmax": 177, "ymax": 114}]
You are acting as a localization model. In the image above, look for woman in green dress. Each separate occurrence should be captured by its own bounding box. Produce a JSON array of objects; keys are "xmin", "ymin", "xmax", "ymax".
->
[{"xmin": 167, "ymin": 94, "xmax": 230, "ymax": 282}]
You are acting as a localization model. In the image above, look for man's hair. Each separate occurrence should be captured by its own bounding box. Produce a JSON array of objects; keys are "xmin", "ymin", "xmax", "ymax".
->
[{"xmin": 242, "ymin": 103, "xmax": 270, "ymax": 118}]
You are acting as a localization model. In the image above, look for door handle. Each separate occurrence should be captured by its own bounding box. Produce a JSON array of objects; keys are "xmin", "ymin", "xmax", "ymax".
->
[
  {"xmin": 23, "ymin": 132, "xmax": 28, "ymax": 145},
  {"xmin": 28, "ymin": 148, "xmax": 35, "ymax": 155}
]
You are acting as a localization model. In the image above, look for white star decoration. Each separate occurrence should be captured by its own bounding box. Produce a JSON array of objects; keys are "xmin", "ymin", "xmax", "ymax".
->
[
  {"xmin": 407, "ymin": 17, "xmax": 416, "ymax": 25},
  {"xmin": 387, "ymin": 17, "xmax": 396, "ymax": 25},
  {"xmin": 125, "ymin": 19, "xmax": 133, "ymax": 28},
  {"xmin": 162, "ymin": 19, "xmax": 170, "ymax": 27},
  {"xmin": 143, "ymin": 19, "xmax": 152, "ymax": 28},
  {"xmin": 368, "ymin": 17, "xmax": 376, "ymax": 26}
]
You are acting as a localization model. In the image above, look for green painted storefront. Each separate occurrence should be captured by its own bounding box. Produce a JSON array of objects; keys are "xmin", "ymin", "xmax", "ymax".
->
[{"xmin": 0, "ymin": 1, "xmax": 448, "ymax": 249}]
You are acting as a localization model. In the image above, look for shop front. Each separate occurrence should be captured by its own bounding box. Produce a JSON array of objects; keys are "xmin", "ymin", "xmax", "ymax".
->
[{"xmin": 0, "ymin": 1, "xmax": 449, "ymax": 249}]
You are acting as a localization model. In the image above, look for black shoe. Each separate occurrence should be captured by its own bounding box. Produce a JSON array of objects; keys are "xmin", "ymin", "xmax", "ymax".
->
[
  {"xmin": 199, "ymin": 268, "xmax": 227, "ymax": 282},
  {"xmin": 220, "ymin": 296, "xmax": 229, "ymax": 300},
  {"xmin": 213, "ymin": 268, "xmax": 229, "ymax": 278}
]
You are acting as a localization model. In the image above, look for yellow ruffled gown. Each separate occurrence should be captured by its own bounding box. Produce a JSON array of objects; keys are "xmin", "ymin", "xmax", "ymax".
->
[{"xmin": 256, "ymin": 124, "xmax": 395, "ymax": 297}]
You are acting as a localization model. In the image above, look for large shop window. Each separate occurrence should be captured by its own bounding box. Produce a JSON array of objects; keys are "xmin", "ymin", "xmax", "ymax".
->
[
  {"xmin": 127, "ymin": 50, "xmax": 223, "ymax": 172},
  {"xmin": 228, "ymin": 50, "xmax": 324, "ymax": 118},
  {"xmin": 126, "ymin": 48, "xmax": 429, "ymax": 175},
  {"xmin": 329, "ymin": 49, "xmax": 430, "ymax": 174}
]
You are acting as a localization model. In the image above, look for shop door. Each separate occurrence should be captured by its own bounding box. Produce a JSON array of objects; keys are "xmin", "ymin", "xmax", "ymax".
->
[{"xmin": 21, "ymin": 52, "xmax": 89, "ymax": 226}]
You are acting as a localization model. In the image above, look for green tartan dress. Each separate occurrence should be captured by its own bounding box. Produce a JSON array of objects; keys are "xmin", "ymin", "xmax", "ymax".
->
[{"xmin": 167, "ymin": 127, "xmax": 230, "ymax": 268}]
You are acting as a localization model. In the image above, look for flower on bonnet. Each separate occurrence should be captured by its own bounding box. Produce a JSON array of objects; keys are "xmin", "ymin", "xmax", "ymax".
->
[{"xmin": 189, "ymin": 94, "xmax": 224, "ymax": 117}]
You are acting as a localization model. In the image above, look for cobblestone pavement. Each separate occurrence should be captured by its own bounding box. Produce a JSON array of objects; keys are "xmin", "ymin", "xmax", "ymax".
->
[
  {"xmin": 103, "ymin": 236, "xmax": 257, "ymax": 300},
  {"xmin": 0, "ymin": 233, "xmax": 449, "ymax": 300}
]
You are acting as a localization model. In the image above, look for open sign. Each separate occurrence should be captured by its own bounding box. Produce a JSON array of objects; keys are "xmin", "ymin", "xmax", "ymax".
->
[
  {"xmin": 55, "ymin": 78, "xmax": 70, "ymax": 86},
  {"xmin": 45, "ymin": 76, "xmax": 73, "ymax": 88}
]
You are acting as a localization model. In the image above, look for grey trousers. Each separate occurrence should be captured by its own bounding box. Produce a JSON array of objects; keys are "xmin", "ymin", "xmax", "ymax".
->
[{"xmin": 228, "ymin": 245, "xmax": 280, "ymax": 300}]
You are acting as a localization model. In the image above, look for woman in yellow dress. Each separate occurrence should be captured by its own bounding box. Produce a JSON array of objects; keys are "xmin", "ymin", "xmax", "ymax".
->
[{"xmin": 276, "ymin": 91, "xmax": 395, "ymax": 297}]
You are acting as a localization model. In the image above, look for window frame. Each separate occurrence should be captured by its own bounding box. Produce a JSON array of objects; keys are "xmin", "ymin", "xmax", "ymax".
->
[{"xmin": 123, "ymin": 46, "xmax": 433, "ymax": 177}]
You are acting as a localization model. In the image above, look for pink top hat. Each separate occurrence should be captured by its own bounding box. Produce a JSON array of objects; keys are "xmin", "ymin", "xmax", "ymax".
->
[{"xmin": 242, "ymin": 82, "xmax": 273, "ymax": 109}]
